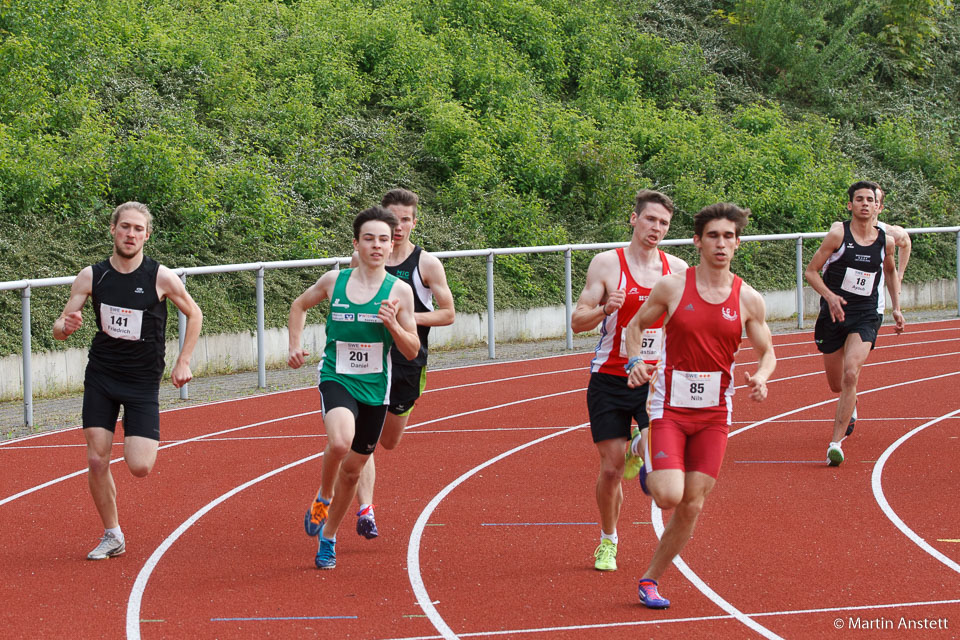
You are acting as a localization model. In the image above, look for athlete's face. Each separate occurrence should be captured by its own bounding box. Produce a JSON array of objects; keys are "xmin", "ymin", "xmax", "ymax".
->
[
  {"xmin": 353, "ymin": 220, "xmax": 394, "ymax": 267},
  {"xmin": 694, "ymin": 218, "xmax": 740, "ymax": 268},
  {"xmin": 386, "ymin": 203, "xmax": 417, "ymax": 246},
  {"xmin": 110, "ymin": 209, "xmax": 151, "ymax": 259},
  {"xmin": 629, "ymin": 202, "xmax": 672, "ymax": 248},
  {"xmin": 847, "ymin": 188, "xmax": 879, "ymax": 221}
]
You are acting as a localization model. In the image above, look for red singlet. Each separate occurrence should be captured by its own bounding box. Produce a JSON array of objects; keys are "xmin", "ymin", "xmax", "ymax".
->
[
  {"xmin": 648, "ymin": 267, "xmax": 743, "ymax": 424},
  {"xmin": 590, "ymin": 248, "xmax": 670, "ymax": 376}
]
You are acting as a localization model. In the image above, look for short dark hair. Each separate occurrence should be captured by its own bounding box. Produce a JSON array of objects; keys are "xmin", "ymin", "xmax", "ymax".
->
[
  {"xmin": 634, "ymin": 189, "xmax": 674, "ymax": 216},
  {"xmin": 694, "ymin": 203, "xmax": 750, "ymax": 238},
  {"xmin": 353, "ymin": 206, "xmax": 399, "ymax": 240},
  {"xmin": 381, "ymin": 188, "xmax": 419, "ymax": 212},
  {"xmin": 848, "ymin": 180, "xmax": 879, "ymax": 202}
]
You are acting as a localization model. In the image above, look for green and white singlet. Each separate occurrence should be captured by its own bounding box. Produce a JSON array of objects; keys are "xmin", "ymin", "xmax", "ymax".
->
[{"xmin": 318, "ymin": 268, "xmax": 398, "ymax": 405}]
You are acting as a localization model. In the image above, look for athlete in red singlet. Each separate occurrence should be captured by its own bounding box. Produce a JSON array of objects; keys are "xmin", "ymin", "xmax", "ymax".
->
[
  {"xmin": 624, "ymin": 203, "xmax": 776, "ymax": 609},
  {"xmin": 571, "ymin": 189, "xmax": 688, "ymax": 572}
]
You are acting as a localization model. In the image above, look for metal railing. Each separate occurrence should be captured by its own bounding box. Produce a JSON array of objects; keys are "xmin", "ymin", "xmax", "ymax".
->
[{"xmin": 2, "ymin": 227, "xmax": 959, "ymax": 427}]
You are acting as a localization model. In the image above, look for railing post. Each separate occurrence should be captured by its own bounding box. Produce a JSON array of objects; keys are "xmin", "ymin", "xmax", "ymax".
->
[
  {"xmin": 796, "ymin": 236, "xmax": 804, "ymax": 329},
  {"xmin": 178, "ymin": 273, "xmax": 188, "ymax": 400},
  {"xmin": 487, "ymin": 252, "xmax": 495, "ymax": 359},
  {"xmin": 956, "ymin": 231, "xmax": 960, "ymax": 317},
  {"xmin": 21, "ymin": 286, "xmax": 33, "ymax": 428},
  {"xmin": 256, "ymin": 266, "xmax": 266, "ymax": 389},
  {"xmin": 565, "ymin": 248, "xmax": 573, "ymax": 349}
]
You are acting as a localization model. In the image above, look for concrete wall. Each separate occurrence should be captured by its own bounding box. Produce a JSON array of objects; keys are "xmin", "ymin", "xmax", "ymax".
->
[{"xmin": 1, "ymin": 279, "xmax": 956, "ymax": 401}]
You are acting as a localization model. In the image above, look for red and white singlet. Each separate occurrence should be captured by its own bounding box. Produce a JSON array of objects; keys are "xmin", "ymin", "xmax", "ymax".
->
[
  {"xmin": 590, "ymin": 248, "xmax": 670, "ymax": 376},
  {"xmin": 649, "ymin": 267, "xmax": 743, "ymax": 424}
]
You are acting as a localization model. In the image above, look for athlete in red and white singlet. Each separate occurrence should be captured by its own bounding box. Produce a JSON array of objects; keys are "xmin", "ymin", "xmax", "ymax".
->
[
  {"xmin": 622, "ymin": 204, "xmax": 776, "ymax": 610},
  {"xmin": 591, "ymin": 247, "xmax": 670, "ymax": 375},
  {"xmin": 648, "ymin": 267, "xmax": 743, "ymax": 425},
  {"xmin": 571, "ymin": 189, "xmax": 688, "ymax": 573}
]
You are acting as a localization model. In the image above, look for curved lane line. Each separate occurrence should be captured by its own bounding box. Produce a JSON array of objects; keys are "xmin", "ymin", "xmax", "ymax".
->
[
  {"xmin": 407, "ymin": 424, "xmax": 585, "ymax": 640},
  {"xmin": 646, "ymin": 368, "xmax": 960, "ymax": 637},
  {"xmin": 124, "ymin": 390, "xmax": 587, "ymax": 639},
  {"xmin": 871, "ymin": 407, "xmax": 960, "ymax": 575},
  {"xmin": 125, "ymin": 452, "xmax": 322, "ymax": 640},
  {"xmin": 651, "ymin": 507, "xmax": 784, "ymax": 639}
]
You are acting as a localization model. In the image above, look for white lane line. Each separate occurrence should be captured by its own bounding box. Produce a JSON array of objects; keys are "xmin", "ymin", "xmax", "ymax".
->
[
  {"xmin": 6, "ymin": 319, "xmax": 955, "ymax": 447},
  {"xmin": 0, "ymin": 410, "xmax": 322, "ymax": 507},
  {"xmin": 871, "ymin": 407, "xmax": 960, "ymax": 575},
  {"xmin": 125, "ymin": 452, "xmax": 321, "ymax": 640},
  {"xmin": 407, "ymin": 424, "xmax": 584, "ymax": 640},
  {"xmin": 641, "ymin": 368, "xmax": 960, "ymax": 638},
  {"xmin": 377, "ymin": 596, "xmax": 960, "ymax": 639},
  {"xmin": 124, "ymin": 390, "xmax": 590, "ymax": 640},
  {"xmin": 649, "ymin": 505, "xmax": 782, "ymax": 639}
]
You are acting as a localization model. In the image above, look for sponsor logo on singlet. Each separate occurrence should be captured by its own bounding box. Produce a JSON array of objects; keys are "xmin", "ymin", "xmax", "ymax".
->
[{"xmin": 722, "ymin": 307, "xmax": 738, "ymax": 322}]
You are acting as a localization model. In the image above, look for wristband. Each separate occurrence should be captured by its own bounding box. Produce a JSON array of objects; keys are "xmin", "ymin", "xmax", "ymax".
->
[{"xmin": 624, "ymin": 356, "xmax": 642, "ymax": 374}]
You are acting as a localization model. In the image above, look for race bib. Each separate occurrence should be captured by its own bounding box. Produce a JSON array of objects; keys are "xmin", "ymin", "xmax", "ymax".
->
[
  {"xmin": 840, "ymin": 267, "xmax": 876, "ymax": 297},
  {"xmin": 335, "ymin": 341, "xmax": 383, "ymax": 375},
  {"xmin": 100, "ymin": 303, "xmax": 143, "ymax": 341},
  {"xmin": 670, "ymin": 371, "xmax": 721, "ymax": 408},
  {"xmin": 619, "ymin": 327, "xmax": 663, "ymax": 361}
]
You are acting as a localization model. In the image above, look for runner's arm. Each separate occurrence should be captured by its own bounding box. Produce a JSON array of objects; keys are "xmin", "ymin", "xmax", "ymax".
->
[
  {"xmin": 157, "ymin": 265, "xmax": 204, "ymax": 388},
  {"xmin": 53, "ymin": 267, "xmax": 93, "ymax": 340},
  {"xmin": 804, "ymin": 223, "xmax": 846, "ymax": 322},
  {"xmin": 416, "ymin": 252, "xmax": 455, "ymax": 327},
  {"xmin": 287, "ymin": 271, "xmax": 336, "ymax": 369},
  {"xmin": 882, "ymin": 235, "xmax": 905, "ymax": 334},
  {"xmin": 741, "ymin": 285, "xmax": 776, "ymax": 402},
  {"xmin": 381, "ymin": 280, "xmax": 420, "ymax": 360},
  {"xmin": 888, "ymin": 224, "xmax": 911, "ymax": 284},
  {"xmin": 571, "ymin": 251, "xmax": 622, "ymax": 333}
]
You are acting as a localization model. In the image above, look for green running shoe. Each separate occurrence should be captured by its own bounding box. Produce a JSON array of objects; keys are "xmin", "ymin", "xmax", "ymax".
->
[
  {"xmin": 593, "ymin": 539, "xmax": 617, "ymax": 571},
  {"xmin": 623, "ymin": 427, "xmax": 644, "ymax": 480}
]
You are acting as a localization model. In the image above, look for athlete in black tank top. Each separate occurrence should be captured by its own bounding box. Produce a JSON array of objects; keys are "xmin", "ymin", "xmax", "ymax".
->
[
  {"xmin": 53, "ymin": 202, "xmax": 203, "ymax": 561},
  {"xmin": 88, "ymin": 256, "xmax": 168, "ymax": 383},
  {"xmin": 386, "ymin": 245, "xmax": 432, "ymax": 366}
]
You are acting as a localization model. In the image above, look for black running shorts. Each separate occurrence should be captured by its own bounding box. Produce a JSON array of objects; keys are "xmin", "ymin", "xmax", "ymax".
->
[
  {"xmin": 586, "ymin": 372, "xmax": 650, "ymax": 443},
  {"xmin": 814, "ymin": 310, "xmax": 883, "ymax": 354},
  {"xmin": 82, "ymin": 367, "xmax": 161, "ymax": 440},
  {"xmin": 318, "ymin": 380, "xmax": 388, "ymax": 455},
  {"xmin": 388, "ymin": 363, "xmax": 427, "ymax": 417}
]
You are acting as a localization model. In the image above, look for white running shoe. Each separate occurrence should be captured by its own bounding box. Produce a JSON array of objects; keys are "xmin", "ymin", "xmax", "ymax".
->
[
  {"xmin": 87, "ymin": 531, "xmax": 125, "ymax": 560},
  {"xmin": 827, "ymin": 442, "xmax": 844, "ymax": 467}
]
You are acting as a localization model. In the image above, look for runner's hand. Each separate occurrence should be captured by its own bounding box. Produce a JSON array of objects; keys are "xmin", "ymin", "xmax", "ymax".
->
[
  {"xmin": 287, "ymin": 348, "xmax": 309, "ymax": 369},
  {"xmin": 825, "ymin": 292, "xmax": 846, "ymax": 323},
  {"xmin": 171, "ymin": 362, "xmax": 193, "ymax": 388},
  {"xmin": 745, "ymin": 371, "xmax": 767, "ymax": 402},
  {"xmin": 892, "ymin": 309, "xmax": 905, "ymax": 334},
  {"xmin": 627, "ymin": 362, "xmax": 653, "ymax": 388},
  {"xmin": 378, "ymin": 299, "xmax": 399, "ymax": 327},
  {"xmin": 61, "ymin": 311, "xmax": 83, "ymax": 336},
  {"xmin": 602, "ymin": 289, "xmax": 626, "ymax": 316}
]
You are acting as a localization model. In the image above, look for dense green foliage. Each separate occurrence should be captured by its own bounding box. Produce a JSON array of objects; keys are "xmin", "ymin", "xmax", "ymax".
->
[{"xmin": 1, "ymin": 0, "xmax": 958, "ymax": 356}]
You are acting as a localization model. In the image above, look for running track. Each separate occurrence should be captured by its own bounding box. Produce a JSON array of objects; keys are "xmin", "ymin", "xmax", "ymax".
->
[{"xmin": 1, "ymin": 320, "xmax": 959, "ymax": 639}]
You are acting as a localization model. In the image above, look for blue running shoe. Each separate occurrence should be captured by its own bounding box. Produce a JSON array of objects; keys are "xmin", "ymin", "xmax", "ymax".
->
[
  {"xmin": 316, "ymin": 536, "xmax": 336, "ymax": 569},
  {"xmin": 638, "ymin": 579, "xmax": 670, "ymax": 609},
  {"xmin": 638, "ymin": 464, "xmax": 650, "ymax": 496},
  {"xmin": 304, "ymin": 494, "xmax": 330, "ymax": 537},
  {"xmin": 356, "ymin": 505, "xmax": 379, "ymax": 540}
]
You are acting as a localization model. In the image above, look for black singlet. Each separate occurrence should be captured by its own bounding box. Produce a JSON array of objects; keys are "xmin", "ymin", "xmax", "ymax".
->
[
  {"xmin": 386, "ymin": 246, "xmax": 433, "ymax": 366},
  {"xmin": 88, "ymin": 257, "xmax": 167, "ymax": 383}
]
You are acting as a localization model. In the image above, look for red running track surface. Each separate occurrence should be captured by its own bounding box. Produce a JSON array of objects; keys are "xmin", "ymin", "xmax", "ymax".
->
[{"xmin": 1, "ymin": 320, "xmax": 959, "ymax": 639}]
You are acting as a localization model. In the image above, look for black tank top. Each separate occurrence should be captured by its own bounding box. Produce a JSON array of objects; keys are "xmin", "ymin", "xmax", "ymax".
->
[
  {"xmin": 821, "ymin": 221, "xmax": 886, "ymax": 315},
  {"xmin": 88, "ymin": 256, "xmax": 167, "ymax": 382},
  {"xmin": 386, "ymin": 246, "xmax": 432, "ymax": 366}
]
